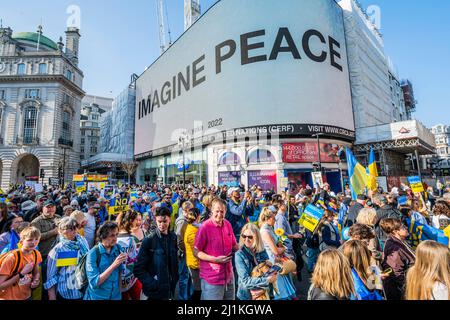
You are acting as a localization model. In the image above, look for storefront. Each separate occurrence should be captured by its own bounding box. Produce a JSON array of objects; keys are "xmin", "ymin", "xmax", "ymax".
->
[{"xmin": 134, "ymin": 0, "xmax": 356, "ymax": 191}]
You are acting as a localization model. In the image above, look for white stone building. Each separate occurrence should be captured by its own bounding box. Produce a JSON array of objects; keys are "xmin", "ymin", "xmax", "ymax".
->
[{"xmin": 0, "ymin": 25, "xmax": 84, "ymax": 189}]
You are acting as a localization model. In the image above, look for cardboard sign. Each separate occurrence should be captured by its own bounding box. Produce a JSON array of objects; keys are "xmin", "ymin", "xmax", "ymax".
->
[
  {"xmin": 408, "ymin": 176, "xmax": 424, "ymax": 193},
  {"xmin": 75, "ymin": 182, "xmax": 86, "ymax": 194},
  {"xmin": 311, "ymin": 172, "xmax": 324, "ymax": 188},
  {"xmin": 298, "ymin": 204, "xmax": 325, "ymax": 232},
  {"xmin": 108, "ymin": 198, "xmax": 129, "ymax": 215}
]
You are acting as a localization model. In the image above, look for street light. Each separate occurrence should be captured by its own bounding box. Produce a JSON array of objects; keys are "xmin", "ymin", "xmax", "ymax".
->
[
  {"xmin": 178, "ymin": 133, "xmax": 189, "ymax": 189},
  {"xmin": 312, "ymin": 133, "xmax": 325, "ymax": 173}
]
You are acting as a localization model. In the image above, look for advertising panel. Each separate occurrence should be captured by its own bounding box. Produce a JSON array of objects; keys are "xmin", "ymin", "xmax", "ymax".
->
[
  {"xmin": 248, "ymin": 170, "xmax": 277, "ymax": 191},
  {"xmin": 282, "ymin": 143, "xmax": 342, "ymax": 163},
  {"xmin": 135, "ymin": 0, "xmax": 354, "ymax": 157},
  {"xmin": 218, "ymin": 171, "xmax": 241, "ymax": 187}
]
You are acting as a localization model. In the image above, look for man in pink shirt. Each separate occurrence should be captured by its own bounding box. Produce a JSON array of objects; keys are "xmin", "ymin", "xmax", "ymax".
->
[{"xmin": 194, "ymin": 198, "xmax": 238, "ymax": 300}]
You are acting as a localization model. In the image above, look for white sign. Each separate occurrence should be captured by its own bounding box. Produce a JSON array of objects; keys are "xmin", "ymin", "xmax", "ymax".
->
[
  {"xmin": 135, "ymin": 0, "xmax": 354, "ymax": 156},
  {"xmin": 34, "ymin": 183, "xmax": 43, "ymax": 193},
  {"xmin": 312, "ymin": 172, "xmax": 324, "ymax": 188}
]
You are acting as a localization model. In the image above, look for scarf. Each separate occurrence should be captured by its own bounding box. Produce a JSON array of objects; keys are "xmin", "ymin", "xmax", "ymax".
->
[{"xmin": 60, "ymin": 234, "xmax": 89, "ymax": 257}]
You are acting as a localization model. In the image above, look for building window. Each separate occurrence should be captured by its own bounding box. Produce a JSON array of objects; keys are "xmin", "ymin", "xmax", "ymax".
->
[
  {"xmin": 66, "ymin": 70, "xmax": 72, "ymax": 81},
  {"xmin": 38, "ymin": 63, "xmax": 47, "ymax": 74},
  {"xmin": 17, "ymin": 63, "xmax": 26, "ymax": 75},
  {"xmin": 91, "ymin": 114, "xmax": 98, "ymax": 120},
  {"xmin": 25, "ymin": 89, "xmax": 40, "ymax": 99},
  {"xmin": 62, "ymin": 110, "xmax": 71, "ymax": 141},
  {"xmin": 63, "ymin": 93, "xmax": 73, "ymax": 105},
  {"xmin": 81, "ymin": 138, "xmax": 85, "ymax": 145},
  {"xmin": 247, "ymin": 149, "xmax": 276, "ymax": 164},
  {"xmin": 81, "ymin": 130, "xmax": 85, "ymax": 136},
  {"xmin": 80, "ymin": 155, "xmax": 84, "ymax": 160},
  {"xmin": 23, "ymin": 105, "xmax": 38, "ymax": 144},
  {"xmin": 0, "ymin": 90, "xmax": 5, "ymax": 100},
  {"xmin": 80, "ymin": 147, "xmax": 84, "ymax": 153},
  {"xmin": 90, "ymin": 146, "xmax": 97, "ymax": 153}
]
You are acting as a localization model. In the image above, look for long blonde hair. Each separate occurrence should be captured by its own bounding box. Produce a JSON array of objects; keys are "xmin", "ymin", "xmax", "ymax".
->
[
  {"xmin": 342, "ymin": 240, "xmax": 373, "ymax": 285},
  {"xmin": 312, "ymin": 249, "xmax": 355, "ymax": 299},
  {"xmin": 258, "ymin": 207, "xmax": 274, "ymax": 228},
  {"xmin": 239, "ymin": 223, "xmax": 265, "ymax": 253},
  {"xmin": 405, "ymin": 240, "xmax": 450, "ymax": 300}
]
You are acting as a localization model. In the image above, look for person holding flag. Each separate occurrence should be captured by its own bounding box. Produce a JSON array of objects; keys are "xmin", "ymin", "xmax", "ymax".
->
[
  {"xmin": 345, "ymin": 147, "xmax": 368, "ymax": 201},
  {"xmin": 367, "ymin": 148, "xmax": 378, "ymax": 193},
  {"xmin": 45, "ymin": 217, "xmax": 89, "ymax": 300}
]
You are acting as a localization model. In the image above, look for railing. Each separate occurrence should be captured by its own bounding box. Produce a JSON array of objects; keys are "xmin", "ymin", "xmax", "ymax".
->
[{"xmin": 17, "ymin": 136, "xmax": 40, "ymax": 145}]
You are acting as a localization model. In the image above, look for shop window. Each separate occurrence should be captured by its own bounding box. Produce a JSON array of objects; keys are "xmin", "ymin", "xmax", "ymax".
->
[
  {"xmin": 247, "ymin": 149, "xmax": 275, "ymax": 164},
  {"xmin": 218, "ymin": 152, "xmax": 241, "ymax": 165}
]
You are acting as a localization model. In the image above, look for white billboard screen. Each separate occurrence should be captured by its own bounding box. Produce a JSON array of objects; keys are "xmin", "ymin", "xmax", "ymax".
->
[{"xmin": 135, "ymin": 0, "xmax": 355, "ymax": 157}]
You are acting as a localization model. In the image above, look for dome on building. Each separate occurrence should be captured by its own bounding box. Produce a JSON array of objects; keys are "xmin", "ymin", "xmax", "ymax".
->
[{"xmin": 12, "ymin": 32, "xmax": 58, "ymax": 50}]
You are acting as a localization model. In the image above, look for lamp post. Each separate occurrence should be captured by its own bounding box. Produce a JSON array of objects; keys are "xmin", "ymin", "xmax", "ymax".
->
[
  {"xmin": 312, "ymin": 133, "xmax": 324, "ymax": 173},
  {"xmin": 178, "ymin": 133, "xmax": 188, "ymax": 189}
]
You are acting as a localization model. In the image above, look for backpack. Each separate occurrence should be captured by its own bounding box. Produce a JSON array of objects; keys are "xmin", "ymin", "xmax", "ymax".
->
[
  {"xmin": 0, "ymin": 249, "xmax": 38, "ymax": 280},
  {"xmin": 74, "ymin": 245, "xmax": 101, "ymax": 293}
]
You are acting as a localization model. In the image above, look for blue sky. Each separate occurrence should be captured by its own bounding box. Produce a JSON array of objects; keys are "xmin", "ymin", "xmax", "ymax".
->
[{"xmin": 1, "ymin": 0, "xmax": 449, "ymax": 127}]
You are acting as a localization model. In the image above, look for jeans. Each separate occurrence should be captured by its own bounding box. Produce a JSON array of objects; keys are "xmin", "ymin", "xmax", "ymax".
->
[
  {"xmin": 306, "ymin": 248, "xmax": 320, "ymax": 273},
  {"xmin": 178, "ymin": 255, "xmax": 192, "ymax": 300},
  {"xmin": 200, "ymin": 276, "xmax": 235, "ymax": 300}
]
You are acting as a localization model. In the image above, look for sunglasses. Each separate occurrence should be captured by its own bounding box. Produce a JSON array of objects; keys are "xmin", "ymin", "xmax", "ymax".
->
[{"xmin": 241, "ymin": 234, "xmax": 254, "ymax": 240}]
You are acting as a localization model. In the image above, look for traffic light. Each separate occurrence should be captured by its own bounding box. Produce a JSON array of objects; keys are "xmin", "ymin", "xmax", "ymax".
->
[{"xmin": 40, "ymin": 168, "xmax": 45, "ymax": 179}]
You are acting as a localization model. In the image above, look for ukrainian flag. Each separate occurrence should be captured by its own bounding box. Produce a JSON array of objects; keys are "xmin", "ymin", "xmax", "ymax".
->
[
  {"xmin": 407, "ymin": 218, "xmax": 450, "ymax": 249},
  {"xmin": 56, "ymin": 251, "xmax": 79, "ymax": 267},
  {"xmin": 345, "ymin": 147, "xmax": 368, "ymax": 200},
  {"xmin": 367, "ymin": 148, "xmax": 378, "ymax": 192}
]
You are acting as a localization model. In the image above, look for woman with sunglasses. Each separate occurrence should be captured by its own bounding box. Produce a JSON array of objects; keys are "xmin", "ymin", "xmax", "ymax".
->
[
  {"xmin": 259, "ymin": 207, "xmax": 297, "ymax": 300},
  {"xmin": 379, "ymin": 218, "xmax": 416, "ymax": 300},
  {"xmin": 235, "ymin": 223, "xmax": 277, "ymax": 300}
]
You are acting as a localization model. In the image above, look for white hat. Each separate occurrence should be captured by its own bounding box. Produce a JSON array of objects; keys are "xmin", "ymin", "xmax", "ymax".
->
[{"xmin": 70, "ymin": 199, "xmax": 79, "ymax": 206}]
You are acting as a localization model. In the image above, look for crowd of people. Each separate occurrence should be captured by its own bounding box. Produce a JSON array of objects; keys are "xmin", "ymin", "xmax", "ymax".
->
[{"xmin": 0, "ymin": 180, "xmax": 449, "ymax": 301}]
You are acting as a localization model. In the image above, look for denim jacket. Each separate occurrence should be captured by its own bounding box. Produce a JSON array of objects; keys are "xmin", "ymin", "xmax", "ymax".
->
[
  {"xmin": 84, "ymin": 243, "xmax": 123, "ymax": 300},
  {"xmin": 235, "ymin": 246, "xmax": 270, "ymax": 300}
]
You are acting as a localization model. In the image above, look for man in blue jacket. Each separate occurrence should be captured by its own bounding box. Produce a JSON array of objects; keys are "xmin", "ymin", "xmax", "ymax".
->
[{"xmin": 226, "ymin": 189, "xmax": 252, "ymax": 240}]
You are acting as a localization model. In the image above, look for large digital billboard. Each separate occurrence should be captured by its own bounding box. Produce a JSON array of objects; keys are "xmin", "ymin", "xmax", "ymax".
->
[{"xmin": 135, "ymin": 0, "xmax": 355, "ymax": 157}]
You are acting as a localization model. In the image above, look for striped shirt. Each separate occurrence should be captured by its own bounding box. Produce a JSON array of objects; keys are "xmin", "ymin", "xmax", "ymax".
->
[{"xmin": 44, "ymin": 235, "xmax": 89, "ymax": 299}]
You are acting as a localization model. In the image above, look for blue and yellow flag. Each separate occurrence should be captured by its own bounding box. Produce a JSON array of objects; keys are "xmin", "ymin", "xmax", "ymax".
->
[
  {"xmin": 345, "ymin": 148, "xmax": 368, "ymax": 200},
  {"xmin": 407, "ymin": 218, "xmax": 450, "ymax": 249},
  {"xmin": 367, "ymin": 147, "xmax": 378, "ymax": 191},
  {"xmin": 56, "ymin": 251, "xmax": 79, "ymax": 267}
]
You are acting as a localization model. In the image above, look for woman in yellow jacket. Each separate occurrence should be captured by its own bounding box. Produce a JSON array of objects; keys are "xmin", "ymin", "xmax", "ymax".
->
[{"xmin": 183, "ymin": 207, "xmax": 202, "ymax": 300}]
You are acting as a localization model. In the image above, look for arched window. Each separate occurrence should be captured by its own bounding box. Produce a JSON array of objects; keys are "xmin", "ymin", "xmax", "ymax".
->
[
  {"xmin": 218, "ymin": 152, "xmax": 241, "ymax": 165},
  {"xmin": 17, "ymin": 63, "xmax": 26, "ymax": 75},
  {"xmin": 23, "ymin": 105, "xmax": 38, "ymax": 144},
  {"xmin": 247, "ymin": 149, "xmax": 276, "ymax": 164},
  {"xmin": 38, "ymin": 63, "xmax": 47, "ymax": 74}
]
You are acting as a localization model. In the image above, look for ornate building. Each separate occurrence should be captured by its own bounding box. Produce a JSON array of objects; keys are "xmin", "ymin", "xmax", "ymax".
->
[{"xmin": 0, "ymin": 25, "xmax": 84, "ymax": 189}]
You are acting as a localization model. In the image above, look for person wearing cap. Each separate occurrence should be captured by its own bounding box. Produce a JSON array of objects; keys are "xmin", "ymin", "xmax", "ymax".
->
[
  {"xmin": 346, "ymin": 194, "xmax": 367, "ymax": 228},
  {"xmin": 30, "ymin": 199, "xmax": 61, "ymax": 300},
  {"xmin": 24, "ymin": 194, "xmax": 46, "ymax": 223},
  {"xmin": 55, "ymin": 196, "xmax": 69, "ymax": 217},
  {"xmin": 31, "ymin": 199, "xmax": 61, "ymax": 261}
]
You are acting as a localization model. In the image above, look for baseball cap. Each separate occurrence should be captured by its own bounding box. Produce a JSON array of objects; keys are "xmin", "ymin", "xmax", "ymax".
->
[
  {"xmin": 36, "ymin": 194, "xmax": 48, "ymax": 201},
  {"xmin": 43, "ymin": 199, "xmax": 56, "ymax": 207}
]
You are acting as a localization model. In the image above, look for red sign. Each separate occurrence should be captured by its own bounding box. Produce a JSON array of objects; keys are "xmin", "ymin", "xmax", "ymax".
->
[{"xmin": 282, "ymin": 143, "xmax": 341, "ymax": 163}]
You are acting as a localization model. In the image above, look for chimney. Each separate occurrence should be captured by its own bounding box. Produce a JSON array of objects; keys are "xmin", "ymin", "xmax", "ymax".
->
[{"xmin": 65, "ymin": 27, "xmax": 80, "ymax": 66}]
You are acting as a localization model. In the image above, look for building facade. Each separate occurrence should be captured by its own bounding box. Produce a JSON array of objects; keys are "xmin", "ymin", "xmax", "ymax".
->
[
  {"xmin": 80, "ymin": 77, "xmax": 136, "ymax": 182},
  {"xmin": 80, "ymin": 95, "xmax": 113, "ymax": 162},
  {"xmin": 0, "ymin": 26, "xmax": 84, "ymax": 190}
]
